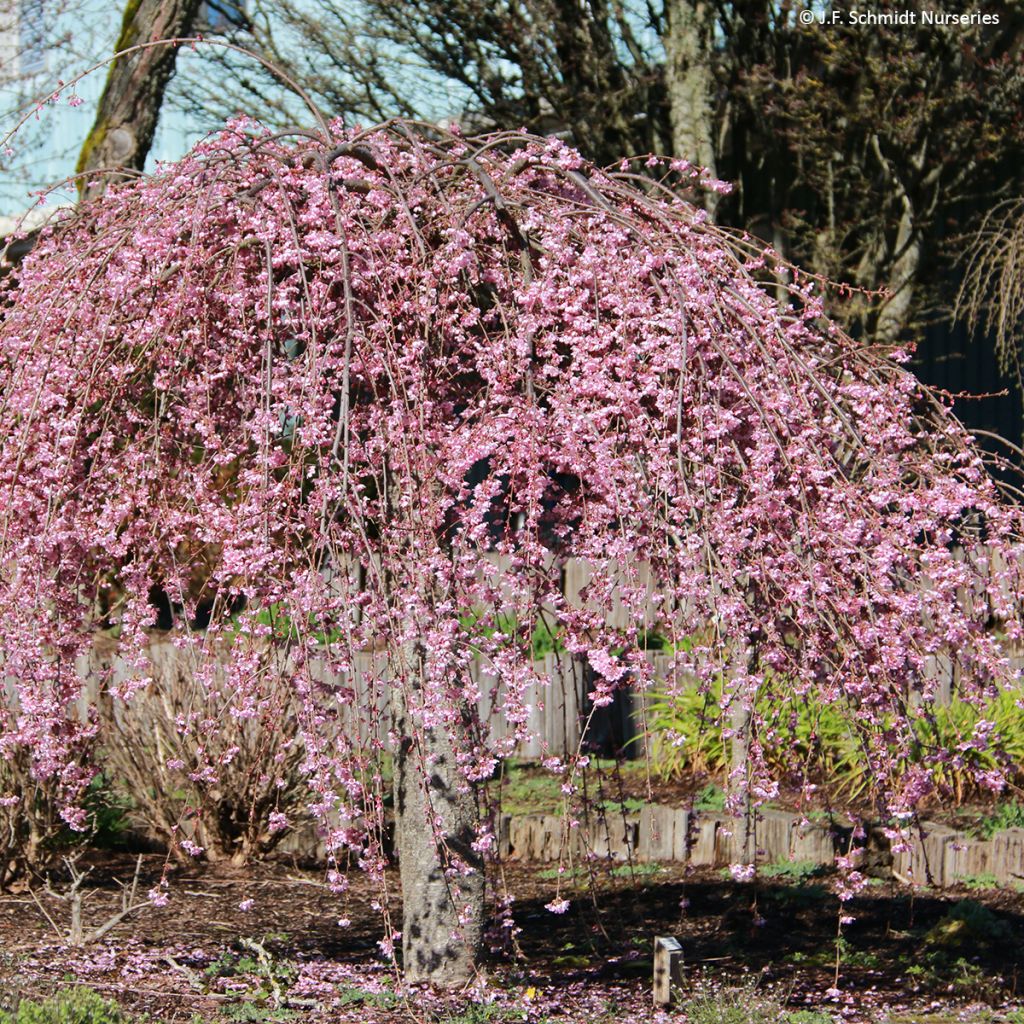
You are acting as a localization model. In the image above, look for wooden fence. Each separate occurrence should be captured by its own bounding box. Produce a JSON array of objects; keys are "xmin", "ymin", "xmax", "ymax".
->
[
  {"xmin": 498, "ymin": 805, "xmax": 1024, "ymax": 890},
  {"xmin": 71, "ymin": 553, "xmax": 1021, "ymax": 763},
  {"xmin": 84, "ymin": 636, "xmax": 1021, "ymax": 767}
]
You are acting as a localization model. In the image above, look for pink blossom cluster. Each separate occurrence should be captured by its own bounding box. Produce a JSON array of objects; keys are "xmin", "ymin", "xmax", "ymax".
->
[{"xmin": 0, "ymin": 119, "xmax": 1020, "ymax": 879}]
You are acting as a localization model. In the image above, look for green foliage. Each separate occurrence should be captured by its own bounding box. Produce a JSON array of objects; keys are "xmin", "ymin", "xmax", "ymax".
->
[
  {"xmin": 962, "ymin": 873, "xmax": 1002, "ymax": 891},
  {"xmin": 80, "ymin": 775, "xmax": 132, "ymax": 850},
  {"xmin": 458, "ymin": 611, "xmax": 565, "ymax": 660},
  {"xmin": 493, "ymin": 761, "xmax": 562, "ymax": 815},
  {"xmin": 459, "ymin": 612, "xmax": 671, "ymax": 664},
  {"xmin": 595, "ymin": 796, "xmax": 646, "ymax": 814},
  {"xmin": 608, "ymin": 862, "xmax": 664, "ymax": 878},
  {"xmin": 551, "ymin": 947, "xmax": 591, "ymax": 969},
  {"xmin": 644, "ymin": 676, "xmax": 871, "ymax": 796},
  {"xmin": 335, "ymin": 987, "xmax": 400, "ymax": 1009},
  {"xmin": 646, "ymin": 677, "xmax": 1024, "ymax": 807},
  {"xmin": 644, "ymin": 685, "xmax": 728, "ymax": 781},
  {"xmin": 973, "ymin": 800, "xmax": 1024, "ymax": 840},
  {"xmin": 759, "ymin": 860, "xmax": 826, "ymax": 883},
  {"xmin": 905, "ymin": 955, "xmax": 1006, "ymax": 1002},
  {"xmin": 491, "ymin": 758, "xmax": 651, "ymax": 816},
  {"xmin": 223, "ymin": 1005, "xmax": 295, "ymax": 1023},
  {"xmin": 0, "ymin": 989, "xmax": 125, "ymax": 1024},
  {"xmin": 923, "ymin": 900, "xmax": 1012, "ymax": 951},
  {"xmin": 202, "ymin": 940, "xmax": 297, "ymax": 1005},
  {"xmin": 682, "ymin": 977, "xmax": 831, "ymax": 1024},
  {"xmin": 906, "ymin": 903, "xmax": 1015, "ymax": 1000},
  {"xmin": 537, "ymin": 865, "xmax": 586, "ymax": 881},
  {"xmin": 249, "ymin": 603, "xmax": 342, "ymax": 646},
  {"xmin": 832, "ymin": 937, "xmax": 882, "ymax": 971},
  {"xmin": 910, "ymin": 692, "xmax": 1024, "ymax": 804},
  {"xmin": 695, "ymin": 783, "xmax": 726, "ymax": 811}
]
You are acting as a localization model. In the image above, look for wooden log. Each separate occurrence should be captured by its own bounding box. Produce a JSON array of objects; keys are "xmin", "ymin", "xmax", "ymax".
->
[
  {"xmin": 589, "ymin": 812, "xmax": 639, "ymax": 860},
  {"xmin": 893, "ymin": 823, "xmax": 957, "ymax": 886},
  {"xmin": 497, "ymin": 813, "xmax": 512, "ymax": 858},
  {"xmin": 757, "ymin": 809, "xmax": 796, "ymax": 863},
  {"xmin": 506, "ymin": 815, "xmax": 531, "ymax": 860},
  {"xmin": 944, "ymin": 837, "xmax": 994, "ymax": 884},
  {"xmin": 690, "ymin": 814, "xmax": 720, "ymax": 866},
  {"xmin": 790, "ymin": 820, "xmax": 838, "ymax": 866},
  {"xmin": 715, "ymin": 819, "xmax": 742, "ymax": 866},
  {"xmin": 714, "ymin": 810, "xmax": 791, "ymax": 866},
  {"xmin": 653, "ymin": 935, "xmax": 684, "ymax": 1006},
  {"xmin": 638, "ymin": 805, "xmax": 684, "ymax": 862},
  {"xmin": 670, "ymin": 809, "xmax": 693, "ymax": 863},
  {"xmin": 992, "ymin": 828, "xmax": 1024, "ymax": 885},
  {"xmin": 540, "ymin": 814, "xmax": 565, "ymax": 862}
]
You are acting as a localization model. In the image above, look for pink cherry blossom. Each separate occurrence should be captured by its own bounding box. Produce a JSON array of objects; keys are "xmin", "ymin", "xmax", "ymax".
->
[{"xmin": 0, "ymin": 118, "xmax": 1019, "ymax": 917}]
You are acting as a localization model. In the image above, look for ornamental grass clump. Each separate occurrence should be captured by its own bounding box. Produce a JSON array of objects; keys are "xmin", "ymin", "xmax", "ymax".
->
[
  {"xmin": 645, "ymin": 679, "xmax": 1024, "ymax": 806},
  {"xmin": 0, "ymin": 119, "xmax": 1022, "ymax": 980}
]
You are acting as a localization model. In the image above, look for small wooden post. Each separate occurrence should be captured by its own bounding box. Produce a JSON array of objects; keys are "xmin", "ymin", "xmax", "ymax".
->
[{"xmin": 653, "ymin": 935, "xmax": 684, "ymax": 1005}]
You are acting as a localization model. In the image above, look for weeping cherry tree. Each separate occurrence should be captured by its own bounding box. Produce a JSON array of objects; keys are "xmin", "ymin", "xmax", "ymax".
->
[{"xmin": 0, "ymin": 119, "xmax": 1022, "ymax": 983}]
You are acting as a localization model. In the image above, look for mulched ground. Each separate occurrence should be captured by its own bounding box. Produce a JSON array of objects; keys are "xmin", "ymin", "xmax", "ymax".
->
[{"xmin": 1, "ymin": 850, "xmax": 1023, "ymax": 1023}]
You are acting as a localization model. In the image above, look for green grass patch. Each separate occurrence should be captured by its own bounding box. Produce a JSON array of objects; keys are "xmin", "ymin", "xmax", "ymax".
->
[
  {"xmin": 609, "ymin": 861, "xmax": 665, "ymax": 878},
  {"xmin": 760, "ymin": 860, "xmax": 827, "ymax": 883},
  {"xmin": 0, "ymin": 989, "xmax": 126, "ymax": 1024},
  {"xmin": 972, "ymin": 800, "xmax": 1024, "ymax": 839}
]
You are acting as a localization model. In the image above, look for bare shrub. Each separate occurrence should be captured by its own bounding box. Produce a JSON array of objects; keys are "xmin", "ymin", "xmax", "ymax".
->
[
  {"xmin": 90, "ymin": 633, "xmax": 310, "ymax": 866},
  {"xmin": 0, "ymin": 745, "xmax": 66, "ymax": 889}
]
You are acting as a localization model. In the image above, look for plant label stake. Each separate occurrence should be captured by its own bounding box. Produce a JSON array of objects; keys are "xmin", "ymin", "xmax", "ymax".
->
[{"xmin": 653, "ymin": 934, "xmax": 684, "ymax": 1005}]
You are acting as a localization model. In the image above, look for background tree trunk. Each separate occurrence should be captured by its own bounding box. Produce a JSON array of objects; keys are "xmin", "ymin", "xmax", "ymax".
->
[
  {"xmin": 391, "ymin": 665, "xmax": 484, "ymax": 986},
  {"xmin": 77, "ymin": 0, "xmax": 204, "ymax": 201},
  {"xmin": 664, "ymin": 0, "xmax": 719, "ymax": 215}
]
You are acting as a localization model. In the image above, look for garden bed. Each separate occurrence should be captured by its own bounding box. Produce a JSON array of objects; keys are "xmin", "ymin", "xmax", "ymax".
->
[{"xmin": 1, "ymin": 852, "xmax": 1023, "ymax": 1023}]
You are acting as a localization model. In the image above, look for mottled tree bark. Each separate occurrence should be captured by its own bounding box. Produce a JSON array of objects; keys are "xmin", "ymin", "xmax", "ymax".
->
[
  {"xmin": 728, "ymin": 640, "xmax": 757, "ymax": 865},
  {"xmin": 392, "ymin": 661, "xmax": 483, "ymax": 986},
  {"xmin": 874, "ymin": 200, "xmax": 921, "ymax": 345},
  {"xmin": 77, "ymin": 0, "xmax": 204, "ymax": 201},
  {"xmin": 663, "ymin": 0, "xmax": 719, "ymax": 216}
]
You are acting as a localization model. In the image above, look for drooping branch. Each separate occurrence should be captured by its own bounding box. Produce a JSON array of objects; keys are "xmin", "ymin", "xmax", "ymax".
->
[{"xmin": 2, "ymin": 120, "xmax": 1022, "ymax": 980}]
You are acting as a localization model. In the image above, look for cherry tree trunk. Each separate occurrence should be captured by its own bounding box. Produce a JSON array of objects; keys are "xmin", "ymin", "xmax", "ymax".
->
[
  {"xmin": 728, "ymin": 641, "xmax": 757, "ymax": 864},
  {"xmin": 392, "ymin": 681, "xmax": 484, "ymax": 985}
]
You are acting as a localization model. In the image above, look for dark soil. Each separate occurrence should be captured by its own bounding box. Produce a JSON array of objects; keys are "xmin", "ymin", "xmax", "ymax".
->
[{"xmin": 1, "ymin": 850, "xmax": 1023, "ymax": 1023}]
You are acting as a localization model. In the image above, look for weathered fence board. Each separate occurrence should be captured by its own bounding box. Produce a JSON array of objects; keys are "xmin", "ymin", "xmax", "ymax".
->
[
  {"xmin": 991, "ymin": 828, "xmax": 1024, "ymax": 885},
  {"xmin": 894, "ymin": 823, "xmax": 960, "ymax": 887},
  {"xmin": 65, "ymin": 548, "xmax": 1024, "ymax": 768}
]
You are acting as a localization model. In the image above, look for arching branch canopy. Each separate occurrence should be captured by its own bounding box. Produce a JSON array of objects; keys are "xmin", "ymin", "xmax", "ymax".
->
[{"xmin": 1, "ymin": 118, "xmax": 1022, "ymax": 872}]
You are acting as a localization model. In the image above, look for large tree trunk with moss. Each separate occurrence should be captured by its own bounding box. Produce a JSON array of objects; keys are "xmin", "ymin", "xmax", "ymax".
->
[
  {"xmin": 77, "ymin": 0, "xmax": 204, "ymax": 201},
  {"xmin": 391, "ymin": 660, "xmax": 484, "ymax": 986}
]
